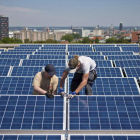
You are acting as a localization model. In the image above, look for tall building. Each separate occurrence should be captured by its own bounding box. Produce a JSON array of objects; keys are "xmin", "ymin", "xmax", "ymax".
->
[
  {"xmin": 0, "ymin": 15, "xmax": 9, "ymax": 40},
  {"xmin": 109, "ymin": 24, "xmax": 114, "ymax": 37},
  {"xmin": 119, "ymin": 22, "xmax": 123, "ymax": 31}
]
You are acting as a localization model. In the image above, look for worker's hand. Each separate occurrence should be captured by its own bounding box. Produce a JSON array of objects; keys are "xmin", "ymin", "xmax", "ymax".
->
[
  {"xmin": 45, "ymin": 92, "xmax": 54, "ymax": 99},
  {"xmin": 68, "ymin": 91, "xmax": 77, "ymax": 99},
  {"xmin": 59, "ymin": 88, "xmax": 65, "ymax": 97}
]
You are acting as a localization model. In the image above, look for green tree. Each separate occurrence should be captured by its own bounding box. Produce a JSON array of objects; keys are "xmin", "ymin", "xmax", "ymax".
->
[
  {"xmin": 82, "ymin": 37, "xmax": 90, "ymax": 43},
  {"xmin": 24, "ymin": 39, "xmax": 29, "ymax": 43},
  {"xmin": 95, "ymin": 37, "xmax": 99, "ymax": 43},
  {"xmin": 72, "ymin": 33, "xmax": 81, "ymax": 39},
  {"xmin": 0, "ymin": 37, "xmax": 22, "ymax": 43},
  {"xmin": 61, "ymin": 34, "xmax": 74, "ymax": 42},
  {"xmin": 106, "ymin": 37, "xmax": 117, "ymax": 43}
]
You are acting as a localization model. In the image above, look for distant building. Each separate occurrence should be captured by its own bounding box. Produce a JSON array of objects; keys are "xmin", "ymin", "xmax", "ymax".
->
[
  {"xmin": 0, "ymin": 15, "xmax": 9, "ymax": 40},
  {"xmin": 9, "ymin": 31, "xmax": 13, "ymax": 38},
  {"xmin": 72, "ymin": 27, "xmax": 83, "ymax": 37},
  {"xmin": 119, "ymin": 22, "xmax": 123, "ymax": 31},
  {"xmin": 109, "ymin": 24, "xmax": 114, "ymax": 37},
  {"xmin": 131, "ymin": 31, "xmax": 140, "ymax": 43}
]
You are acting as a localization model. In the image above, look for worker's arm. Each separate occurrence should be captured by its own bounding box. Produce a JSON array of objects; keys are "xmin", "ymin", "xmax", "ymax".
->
[
  {"xmin": 34, "ymin": 86, "xmax": 47, "ymax": 95},
  {"xmin": 60, "ymin": 70, "xmax": 69, "ymax": 89},
  {"xmin": 75, "ymin": 72, "xmax": 89, "ymax": 93}
]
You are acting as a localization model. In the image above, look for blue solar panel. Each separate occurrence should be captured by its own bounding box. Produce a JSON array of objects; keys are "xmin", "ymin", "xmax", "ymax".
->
[
  {"xmin": 1, "ymin": 52, "xmax": 33, "ymax": 55},
  {"xmin": 11, "ymin": 66, "xmax": 43, "ymax": 76},
  {"xmin": 0, "ymin": 135, "xmax": 62, "ymax": 140},
  {"xmin": 114, "ymin": 60, "xmax": 140, "ymax": 68},
  {"xmin": 35, "ymin": 52, "xmax": 66, "ymax": 55},
  {"xmin": 68, "ymin": 46, "xmax": 92, "ymax": 51},
  {"xmin": 93, "ymin": 44, "xmax": 115, "ymax": 47},
  {"xmin": 69, "ymin": 52, "xmax": 100, "ymax": 55},
  {"xmin": 0, "ymin": 96, "xmax": 64, "ymax": 130},
  {"xmin": 0, "ymin": 49, "xmax": 5, "ymax": 52},
  {"xmin": 107, "ymin": 55, "xmax": 140, "ymax": 60},
  {"xmin": 102, "ymin": 52, "xmax": 134, "ymax": 55},
  {"xmin": 95, "ymin": 60, "xmax": 112, "ymax": 67},
  {"xmin": 44, "ymin": 45, "xmax": 66, "ymax": 49},
  {"xmin": 94, "ymin": 47, "xmax": 121, "ymax": 52},
  {"xmin": 69, "ymin": 96, "xmax": 140, "ymax": 130},
  {"xmin": 0, "ymin": 77, "xmax": 33, "ymax": 95},
  {"xmin": 70, "ymin": 135, "xmax": 140, "ymax": 140},
  {"xmin": 22, "ymin": 60, "xmax": 66, "ymax": 66},
  {"xmin": 8, "ymin": 49, "xmax": 37, "ymax": 51},
  {"xmin": 11, "ymin": 66, "xmax": 65, "ymax": 77},
  {"xmin": 68, "ymin": 77, "xmax": 140, "ymax": 95},
  {"xmin": 0, "ymin": 55, "xmax": 27, "ymax": 59},
  {"xmin": 68, "ymin": 55, "xmax": 105, "ymax": 60},
  {"xmin": 69, "ymin": 67, "xmax": 122, "ymax": 77},
  {"xmin": 29, "ymin": 55, "xmax": 66, "ymax": 59},
  {"xmin": 121, "ymin": 47, "xmax": 139, "ymax": 53},
  {"xmin": 117, "ymin": 44, "xmax": 139, "ymax": 47},
  {"xmin": 19, "ymin": 44, "xmax": 42, "ymax": 47},
  {"xmin": 124, "ymin": 67, "xmax": 140, "ymax": 80},
  {"xmin": 0, "ymin": 66, "xmax": 10, "ymax": 76},
  {"xmin": 0, "ymin": 59, "xmax": 20, "ymax": 66}
]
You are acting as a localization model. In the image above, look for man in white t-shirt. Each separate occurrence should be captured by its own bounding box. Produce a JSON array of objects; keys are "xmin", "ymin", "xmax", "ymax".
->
[{"xmin": 59, "ymin": 55, "xmax": 97, "ymax": 99}]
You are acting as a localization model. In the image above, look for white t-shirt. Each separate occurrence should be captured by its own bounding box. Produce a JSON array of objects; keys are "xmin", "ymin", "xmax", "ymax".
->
[{"xmin": 65, "ymin": 56, "xmax": 97, "ymax": 74}]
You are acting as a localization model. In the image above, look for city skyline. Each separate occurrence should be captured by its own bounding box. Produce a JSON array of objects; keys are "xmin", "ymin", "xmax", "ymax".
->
[{"xmin": 0, "ymin": 0, "xmax": 140, "ymax": 27}]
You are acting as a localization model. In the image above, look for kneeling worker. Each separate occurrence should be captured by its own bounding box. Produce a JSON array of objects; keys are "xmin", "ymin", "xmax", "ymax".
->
[
  {"xmin": 32, "ymin": 64, "xmax": 58, "ymax": 98},
  {"xmin": 59, "ymin": 55, "xmax": 97, "ymax": 99}
]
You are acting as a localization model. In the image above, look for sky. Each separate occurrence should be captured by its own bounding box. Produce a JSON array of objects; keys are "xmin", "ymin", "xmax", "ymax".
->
[{"xmin": 0, "ymin": 0, "xmax": 140, "ymax": 27}]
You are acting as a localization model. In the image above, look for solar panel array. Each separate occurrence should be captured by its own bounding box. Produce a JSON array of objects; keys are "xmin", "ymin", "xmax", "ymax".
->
[
  {"xmin": 69, "ymin": 96, "xmax": 140, "ymax": 130},
  {"xmin": 0, "ymin": 44, "xmax": 140, "ymax": 139}
]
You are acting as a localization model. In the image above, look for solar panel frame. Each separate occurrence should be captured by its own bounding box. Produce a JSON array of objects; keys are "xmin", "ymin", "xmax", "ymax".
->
[
  {"xmin": 121, "ymin": 47, "xmax": 139, "ymax": 53},
  {"xmin": 0, "ymin": 66, "xmax": 10, "ymax": 76},
  {"xmin": 0, "ymin": 55, "xmax": 27, "ymax": 59},
  {"xmin": 94, "ymin": 47, "xmax": 121, "ymax": 52},
  {"xmin": 1, "ymin": 52, "xmax": 34, "ymax": 55}
]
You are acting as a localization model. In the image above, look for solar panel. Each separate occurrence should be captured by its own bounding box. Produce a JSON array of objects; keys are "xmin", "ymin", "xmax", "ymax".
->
[
  {"xmin": 68, "ymin": 77, "xmax": 140, "ymax": 95},
  {"xmin": 114, "ymin": 60, "xmax": 140, "ymax": 68},
  {"xmin": 0, "ymin": 54, "xmax": 27, "ymax": 59},
  {"xmin": 70, "ymin": 135, "xmax": 140, "ymax": 140},
  {"xmin": 0, "ymin": 95, "xmax": 64, "ymax": 130},
  {"xmin": 0, "ymin": 135, "xmax": 62, "ymax": 140},
  {"xmin": 68, "ymin": 47, "xmax": 92, "ymax": 51},
  {"xmin": 22, "ymin": 60, "xmax": 66, "ymax": 66},
  {"xmin": 1, "ymin": 51, "xmax": 33, "ymax": 55},
  {"xmin": 0, "ymin": 49, "xmax": 5, "ymax": 52},
  {"xmin": 44, "ymin": 45, "xmax": 66, "ymax": 49},
  {"xmin": 117, "ymin": 44, "xmax": 139, "ymax": 47},
  {"xmin": 124, "ymin": 67, "xmax": 140, "ymax": 80},
  {"xmin": 8, "ymin": 49, "xmax": 37, "ymax": 51},
  {"xmin": 94, "ymin": 47, "xmax": 121, "ymax": 52},
  {"xmin": 0, "ymin": 59, "xmax": 20, "ymax": 66},
  {"xmin": 93, "ymin": 44, "xmax": 115, "ymax": 47},
  {"xmin": 69, "ymin": 96, "xmax": 140, "ymax": 130},
  {"xmin": 69, "ymin": 67, "xmax": 123, "ymax": 77},
  {"xmin": 19, "ymin": 44, "xmax": 42, "ymax": 47},
  {"xmin": 95, "ymin": 60, "xmax": 112, "ymax": 67},
  {"xmin": 121, "ymin": 47, "xmax": 139, "ymax": 53},
  {"xmin": 35, "ymin": 52, "xmax": 66, "ymax": 55},
  {"xmin": 107, "ymin": 55, "xmax": 140, "ymax": 60},
  {"xmin": 69, "ymin": 52, "xmax": 100, "ymax": 55},
  {"xmin": 68, "ymin": 55, "xmax": 105, "ymax": 60},
  {"xmin": 102, "ymin": 52, "xmax": 134, "ymax": 55},
  {"xmin": 10, "ymin": 66, "xmax": 65, "ymax": 77},
  {"xmin": 29, "ymin": 55, "xmax": 66, "ymax": 59},
  {"xmin": 0, "ymin": 66, "xmax": 10, "ymax": 76},
  {"xmin": 0, "ymin": 77, "xmax": 33, "ymax": 95}
]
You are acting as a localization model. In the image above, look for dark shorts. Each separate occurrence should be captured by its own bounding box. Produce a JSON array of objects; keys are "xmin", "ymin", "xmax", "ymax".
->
[{"xmin": 70, "ymin": 70, "xmax": 97, "ymax": 95}]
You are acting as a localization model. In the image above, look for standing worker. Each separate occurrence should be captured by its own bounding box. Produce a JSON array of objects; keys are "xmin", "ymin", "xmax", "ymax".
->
[
  {"xmin": 59, "ymin": 55, "xmax": 97, "ymax": 99},
  {"xmin": 32, "ymin": 64, "xmax": 58, "ymax": 98}
]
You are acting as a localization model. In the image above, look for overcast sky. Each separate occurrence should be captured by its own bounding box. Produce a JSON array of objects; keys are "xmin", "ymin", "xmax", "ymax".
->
[{"xmin": 0, "ymin": 0, "xmax": 140, "ymax": 27}]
